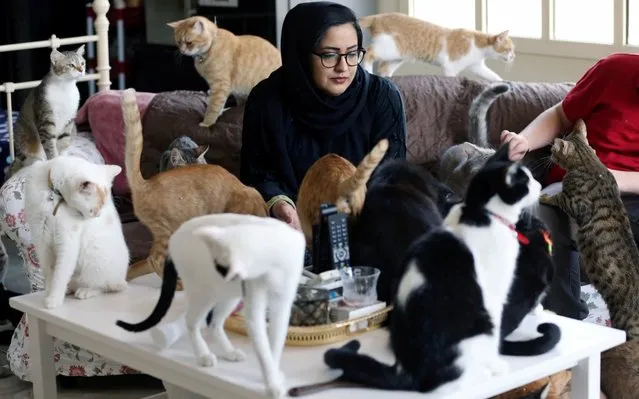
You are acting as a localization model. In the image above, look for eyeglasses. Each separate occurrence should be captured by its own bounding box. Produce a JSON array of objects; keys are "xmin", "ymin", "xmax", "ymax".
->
[{"xmin": 312, "ymin": 49, "xmax": 366, "ymax": 68}]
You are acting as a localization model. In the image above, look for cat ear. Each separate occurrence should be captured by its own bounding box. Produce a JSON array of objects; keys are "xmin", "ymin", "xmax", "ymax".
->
[
  {"xmin": 167, "ymin": 19, "xmax": 184, "ymax": 29},
  {"xmin": 489, "ymin": 141, "xmax": 511, "ymax": 163},
  {"xmin": 193, "ymin": 226, "xmax": 226, "ymax": 244},
  {"xmin": 50, "ymin": 49, "xmax": 65, "ymax": 64},
  {"xmin": 170, "ymin": 148, "xmax": 185, "ymax": 165},
  {"xmin": 495, "ymin": 30, "xmax": 510, "ymax": 43},
  {"xmin": 192, "ymin": 20, "xmax": 205, "ymax": 34},
  {"xmin": 195, "ymin": 145, "xmax": 209, "ymax": 158},
  {"xmin": 79, "ymin": 181, "xmax": 94, "ymax": 193},
  {"xmin": 75, "ymin": 45, "xmax": 85, "ymax": 56},
  {"xmin": 104, "ymin": 165, "xmax": 122, "ymax": 181}
]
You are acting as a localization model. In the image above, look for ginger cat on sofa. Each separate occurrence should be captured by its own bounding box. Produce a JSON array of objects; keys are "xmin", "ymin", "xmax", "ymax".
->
[
  {"xmin": 359, "ymin": 12, "xmax": 515, "ymax": 80},
  {"xmin": 296, "ymin": 139, "xmax": 389, "ymax": 247},
  {"xmin": 167, "ymin": 16, "xmax": 282, "ymax": 128},
  {"xmin": 121, "ymin": 89, "xmax": 267, "ymax": 285}
]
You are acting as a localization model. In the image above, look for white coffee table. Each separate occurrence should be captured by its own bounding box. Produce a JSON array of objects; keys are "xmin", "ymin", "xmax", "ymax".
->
[{"xmin": 10, "ymin": 277, "xmax": 625, "ymax": 399}]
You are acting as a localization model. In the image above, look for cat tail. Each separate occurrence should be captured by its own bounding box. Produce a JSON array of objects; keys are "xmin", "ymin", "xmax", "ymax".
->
[
  {"xmin": 500, "ymin": 322, "xmax": 561, "ymax": 356},
  {"xmin": 323, "ymin": 340, "xmax": 416, "ymax": 391},
  {"xmin": 335, "ymin": 138, "xmax": 389, "ymax": 216},
  {"xmin": 468, "ymin": 82, "xmax": 511, "ymax": 148},
  {"xmin": 121, "ymin": 88, "xmax": 146, "ymax": 191},
  {"xmin": 115, "ymin": 256, "xmax": 178, "ymax": 332}
]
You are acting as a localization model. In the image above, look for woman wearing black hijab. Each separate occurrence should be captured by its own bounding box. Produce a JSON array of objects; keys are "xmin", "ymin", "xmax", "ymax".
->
[{"xmin": 240, "ymin": 1, "xmax": 407, "ymax": 231}]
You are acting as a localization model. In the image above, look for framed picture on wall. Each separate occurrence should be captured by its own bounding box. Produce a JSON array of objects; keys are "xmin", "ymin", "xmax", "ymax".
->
[{"xmin": 198, "ymin": 0, "xmax": 239, "ymax": 7}]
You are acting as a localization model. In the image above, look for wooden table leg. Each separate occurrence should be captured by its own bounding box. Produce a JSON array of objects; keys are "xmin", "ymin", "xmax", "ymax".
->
[
  {"xmin": 571, "ymin": 354, "xmax": 601, "ymax": 399},
  {"xmin": 28, "ymin": 316, "xmax": 58, "ymax": 399}
]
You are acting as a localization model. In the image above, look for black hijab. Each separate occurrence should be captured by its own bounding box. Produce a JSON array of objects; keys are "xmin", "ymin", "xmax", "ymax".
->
[{"xmin": 274, "ymin": 1, "xmax": 370, "ymax": 138}]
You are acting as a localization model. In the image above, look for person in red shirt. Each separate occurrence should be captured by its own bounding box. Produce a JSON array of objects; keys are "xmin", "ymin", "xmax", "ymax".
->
[{"xmin": 501, "ymin": 53, "xmax": 639, "ymax": 320}]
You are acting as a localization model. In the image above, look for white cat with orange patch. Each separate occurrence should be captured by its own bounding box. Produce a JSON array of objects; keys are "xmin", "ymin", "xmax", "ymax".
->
[
  {"xmin": 359, "ymin": 12, "xmax": 515, "ymax": 81},
  {"xmin": 24, "ymin": 155, "xmax": 129, "ymax": 309}
]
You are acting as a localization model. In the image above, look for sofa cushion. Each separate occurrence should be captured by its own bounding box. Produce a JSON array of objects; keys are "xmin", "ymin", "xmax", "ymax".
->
[
  {"xmin": 140, "ymin": 90, "xmax": 244, "ymax": 181},
  {"xmin": 138, "ymin": 76, "xmax": 574, "ymax": 181},
  {"xmin": 75, "ymin": 89, "xmax": 156, "ymax": 196}
]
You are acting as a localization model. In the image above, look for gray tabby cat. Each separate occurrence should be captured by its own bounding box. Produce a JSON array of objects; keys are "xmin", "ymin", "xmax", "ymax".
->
[
  {"xmin": 6, "ymin": 46, "xmax": 86, "ymax": 180},
  {"xmin": 158, "ymin": 136, "xmax": 209, "ymax": 172},
  {"xmin": 438, "ymin": 82, "xmax": 510, "ymax": 197}
]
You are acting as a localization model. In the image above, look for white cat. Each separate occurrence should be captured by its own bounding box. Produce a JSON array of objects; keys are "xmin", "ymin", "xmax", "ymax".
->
[
  {"xmin": 24, "ymin": 155, "xmax": 129, "ymax": 309},
  {"xmin": 116, "ymin": 213, "xmax": 306, "ymax": 399}
]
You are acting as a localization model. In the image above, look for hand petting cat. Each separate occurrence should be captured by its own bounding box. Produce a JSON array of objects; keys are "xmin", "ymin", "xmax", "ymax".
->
[
  {"xmin": 272, "ymin": 201, "xmax": 302, "ymax": 232},
  {"xmin": 500, "ymin": 130, "xmax": 530, "ymax": 161}
]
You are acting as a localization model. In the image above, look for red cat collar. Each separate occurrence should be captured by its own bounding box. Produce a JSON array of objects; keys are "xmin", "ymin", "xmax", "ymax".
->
[
  {"xmin": 486, "ymin": 210, "xmax": 530, "ymax": 245},
  {"xmin": 541, "ymin": 229, "xmax": 553, "ymax": 254}
]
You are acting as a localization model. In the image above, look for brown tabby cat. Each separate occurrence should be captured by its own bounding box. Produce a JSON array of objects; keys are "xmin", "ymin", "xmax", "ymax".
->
[
  {"xmin": 539, "ymin": 119, "xmax": 639, "ymax": 340},
  {"xmin": 601, "ymin": 340, "xmax": 638, "ymax": 399},
  {"xmin": 359, "ymin": 12, "xmax": 514, "ymax": 80},
  {"xmin": 296, "ymin": 139, "xmax": 389, "ymax": 248},
  {"xmin": 167, "ymin": 16, "xmax": 282, "ymax": 128},
  {"xmin": 121, "ymin": 89, "xmax": 267, "ymax": 285},
  {"xmin": 540, "ymin": 120, "xmax": 637, "ymax": 399}
]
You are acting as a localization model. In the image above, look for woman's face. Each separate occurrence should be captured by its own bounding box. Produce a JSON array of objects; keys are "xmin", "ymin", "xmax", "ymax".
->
[{"xmin": 310, "ymin": 23, "xmax": 359, "ymax": 97}]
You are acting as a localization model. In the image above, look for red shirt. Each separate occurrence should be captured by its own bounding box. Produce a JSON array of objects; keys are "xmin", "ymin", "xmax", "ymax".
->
[{"xmin": 546, "ymin": 53, "xmax": 639, "ymax": 185}]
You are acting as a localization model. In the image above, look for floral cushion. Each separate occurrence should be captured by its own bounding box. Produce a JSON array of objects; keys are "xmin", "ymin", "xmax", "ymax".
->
[
  {"xmin": 581, "ymin": 284, "xmax": 611, "ymax": 327},
  {"xmin": 1, "ymin": 132, "xmax": 140, "ymax": 380}
]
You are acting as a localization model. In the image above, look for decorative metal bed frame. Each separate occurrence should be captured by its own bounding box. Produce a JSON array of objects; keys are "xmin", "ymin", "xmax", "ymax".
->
[{"xmin": 0, "ymin": 0, "xmax": 112, "ymax": 161}]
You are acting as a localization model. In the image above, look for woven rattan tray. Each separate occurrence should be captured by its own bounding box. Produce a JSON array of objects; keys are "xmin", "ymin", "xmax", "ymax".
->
[{"xmin": 224, "ymin": 305, "xmax": 393, "ymax": 347}]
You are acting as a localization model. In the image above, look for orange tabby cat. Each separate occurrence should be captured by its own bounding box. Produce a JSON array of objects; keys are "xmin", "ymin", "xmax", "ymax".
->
[
  {"xmin": 121, "ymin": 89, "xmax": 268, "ymax": 284},
  {"xmin": 167, "ymin": 16, "xmax": 282, "ymax": 128},
  {"xmin": 359, "ymin": 12, "xmax": 515, "ymax": 81},
  {"xmin": 296, "ymin": 139, "xmax": 389, "ymax": 248}
]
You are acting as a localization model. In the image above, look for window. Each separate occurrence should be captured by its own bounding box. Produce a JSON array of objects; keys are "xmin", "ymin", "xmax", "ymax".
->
[
  {"xmin": 627, "ymin": 0, "xmax": 639, "ymax": 45},
  {"xmin": 411, "ymin": 0, "xmax": 475, "ymax": 30},
  {"xmin": 553, "ymin": 0, "xmax": 614, "ymax": 44},
  {"xmin": 486, "ymin": 0, "xmax": 542, "ymax": 39}
]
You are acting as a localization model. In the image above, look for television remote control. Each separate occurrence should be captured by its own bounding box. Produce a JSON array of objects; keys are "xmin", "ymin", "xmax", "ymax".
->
[{"xmin": 321, "ymin": 204, "xmax": 351, "ymax": 270}]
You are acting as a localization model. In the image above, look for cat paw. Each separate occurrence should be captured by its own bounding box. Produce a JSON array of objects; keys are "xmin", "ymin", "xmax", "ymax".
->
[
  {"xmin": 106, "ymin": 281, "xmax": 128, "ymax": 292},
  {"xmin": 486, "ymin": 358, "xmax": 510, "ymax": 377},
  {"xmin": 198, "ymin": 353, "xmax": 218, "ymax": 367},
  {"xmin": 532, "ymin": 303, "xmax": 545, "ymax": 316},
  {"xmin": 221, "ymin": 348, "xmax": 246, "ymax": 362},
  {"xmin": 265, "ymin": 374, "xmax": 286, "ymax": 399},
  {"xmin": 74, "ymin": 287, "xmax": 101, "ymax": 300},
  {"xmin": 44, "ymin": 295, "xmax": 64, "ymax": 309},
  {"xmin": 199, "ymin": 120, "xmax": 215, "ymax": 128},
  {"xmin": 539, "ymin": 194, "xmax": 554, "ymax": 205}
]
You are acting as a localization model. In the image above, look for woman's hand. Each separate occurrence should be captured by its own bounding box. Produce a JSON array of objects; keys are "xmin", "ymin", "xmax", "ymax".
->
[
  {"xmin": 500, "ymin": 130, "xmax": 530, "ymax": 161},
  {"xmin": 272, "ymin": 201, "xmax": 302, "ymax": 232}
]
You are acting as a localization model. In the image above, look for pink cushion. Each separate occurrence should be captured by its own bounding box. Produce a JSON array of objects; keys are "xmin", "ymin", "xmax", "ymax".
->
[{"xmin": 75, "ymin": 89, "xmax": 156, "ymax": 196}]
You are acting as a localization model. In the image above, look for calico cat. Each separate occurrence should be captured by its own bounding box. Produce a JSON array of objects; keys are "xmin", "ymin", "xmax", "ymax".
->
[
  {"xmin": 116, "ymin": 213, "xmax": 305, "ymax": 399},
  {"xmin": 325, "ymin": 143, "xmax": 541, "ymax": 394},
  {"xmin": 167, "ymin": 16, "xmax": 282, "ymax": 128},
  {"xmin": 539, "ymin": 119, "xmax": 639, "ymax": 340},
  {"xmin": 359, "ymin": 13, "xmax": 514, "ymax": 80},
  {"xmin": 24, "ymin": 155, "xmax": 128, "ymax": 309},
  {"xmin": 7, "ymin": 46, "xmax": 86, "ymax": 179},
  {"xmin": 439, "ymin": 82, "xmax": 511, "ymax": 198},
  {"xmin": 121, "ymin": 89, "xmax": 268, "ymax": 285},
  {"xmin": 296, "ymin": 138, "xmax": 389, "ymax": 247},
  {"xmin": 158, "ymin": 136, "xmax": 209, "ymax": 172}
]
